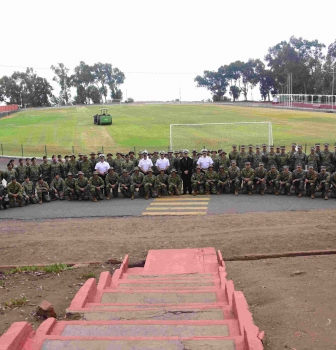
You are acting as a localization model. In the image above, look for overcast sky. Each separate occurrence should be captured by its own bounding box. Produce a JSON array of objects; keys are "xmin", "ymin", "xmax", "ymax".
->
[{"xmin": 0, "ymin": 0, "xmax": 335, "ymax": 101}]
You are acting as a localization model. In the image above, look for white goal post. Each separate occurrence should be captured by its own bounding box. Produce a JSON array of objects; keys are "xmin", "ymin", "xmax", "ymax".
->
[{"xmin": 170, "ymin": 122, "xmax": 273, "ymax": 151}]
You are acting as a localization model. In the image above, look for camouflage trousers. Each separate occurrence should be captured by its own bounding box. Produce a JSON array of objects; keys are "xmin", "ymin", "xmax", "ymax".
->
[
  {"xmin": 24, "ymin": 195, "xmax": 38, "ymax": 204},
  {"xmin": 205, "ymin": 181, "xmax": 217, "ymax": 194},
  {"xmin": 192, "ymin": 183, "xmax": 205, "ymax": 194},
  {"xmin": 267, "ymin": 181, "xmax": 280, "ymax": 194},
  {"xmin": 168, "ymin": 184, "xmax": 181, "ymax": 196},
  {"xmin": 305, "ymin": 183, "xmax": 316, "ymax": 196},
  {"xmin": 292, "ymin": 180, "xmax": 304, "ymax": 193},
  {"xmin": 157, "ymin": 184, "xmax": 169, "ymax": 196},
  {"xmin": 64, "ymin": 188, "xmax": 76, "ymax": 198},
  {"xmin": 254, "ymin": 180, "xmax": 266, "ymax": 194},
  {"xmin": 50, "ymin": 189, "xmax": 65, "ymax": 200},
  {"xmin": 144, "ymin": 183, "xmax": 158, "ymax": 197},
  {"xmin": 0, "ymin": 196, "xmax": 10, "ymax": 209},
  {"xmin": 37, "ymin": 190, "xmax": 51, "ymax": 202},
  {"xmin": 241, "ymin": 180, "xmax": 253, "ymax": 193},
  {"xmin": 76, "ymin": 186, "xmax": 91, "ymax": 200},
  {"xmin": 90, "ymin": 187, "xmax": 104, "ymax": 200},
  {"xmin": 317, "ymin": 182, "xmax": 330, "ymax": 194},
  {"xmin": 331, "ymin": 185, "xmax": 336, "ymax": 197},
  {"xmin": 133, "ymin": 184, "xmax": 144, "ymax": 197},
  {"xmin": 8, "ymin": 193, "xmax": 23, "ymax": 207},
  {"xmin": 217, "ymin": 181, "xmax": 230, "ymax": 194},
  {"xmin": 279, "ymin": 182, "xmax": 291, "ymax": 195},
  {"xmin": 106, "ymin": 183, "xmax": 119, "ymax": 197},
  {"xmin": 228, "ymin": 179, "xmax": 240, "ymax": 192},
  {"xmin": 120, "ymin": 185, "xmax": 134, "ymax": 198}
]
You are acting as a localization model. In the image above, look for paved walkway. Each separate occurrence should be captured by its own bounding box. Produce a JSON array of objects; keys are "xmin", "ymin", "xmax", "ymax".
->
[{"xmin": 0, "ymin": 247, "xmax": 264, "ymax": 349}]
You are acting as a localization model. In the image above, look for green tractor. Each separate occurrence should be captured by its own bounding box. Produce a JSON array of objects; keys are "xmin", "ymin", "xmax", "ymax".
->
[{"xmin": 93, "ymin": 108, "xmax": 112, "ymax": 125}]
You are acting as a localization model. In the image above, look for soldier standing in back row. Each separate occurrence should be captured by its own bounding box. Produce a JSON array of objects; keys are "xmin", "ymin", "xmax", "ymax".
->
[
  {"xmin": 16, "ymin": 158, "xmax": 28, "ymax": 183},
  {"xmin": 252, "ymin": 146, "xmax": 264, "ymax": 169},
  {"xmin": 39, "ymin": 156, "xmax": 51, "ymax": 185},
  {"xmin": 266, "ymin": 146, "xmax": 278, "ymax": 171},
  {"xmin": 307, "ymin": 147, "xmax": 320, "ymax": 172},
  {"xmin": 293, "ymin": 145, "xmax": 307, "ymax": 170},
  {"xmin": 237, "ymin": 145, "xmax": 249, "ymax": 170},
  {"xmin": 229, "ymin": 145, "xmax": 239, "ymax": 162},
  {"xmin": 320, "ymin": 143, "xmax": 333, "ymax": 173},
  {"xmin": 277, "ymin": 146, "xmax": 290, "ymax": 172},
  {"xmin": 216, "ymin": 151, "xmax": 230, "ymax": 171},
  {"xmin": 29, "ymin": 158, "xmax": 40, "ymax": 184}
]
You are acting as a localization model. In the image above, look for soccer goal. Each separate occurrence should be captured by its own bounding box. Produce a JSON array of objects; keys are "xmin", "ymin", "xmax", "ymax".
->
[{"xmin": 170, "ymin": 122, "xmax": 273, "ymax": 151}]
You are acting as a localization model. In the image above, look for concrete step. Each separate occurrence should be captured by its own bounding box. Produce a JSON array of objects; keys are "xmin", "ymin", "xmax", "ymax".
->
[
  {"xmin": 98, "ymin": 290, "xmax": 227, "ymax": 305},
  {"xmin": 66, "ymin": 305, "xmax": 235, "ymax": 321},
  {"xmin": 124, "ymin": 273, "xmax": 216, "ymax": 280},
  {"xmin": 84, "ymin": 302, "xmax": 230, "ymax": 309},
  {"xmin": 117, "ymin": 281, "xmax": 217, "ymax": 289},
  {"xmin": 39, "ymin": 337, "xmax": 244, "ymax": 350},
  {"xmin": 52, "ymin": 320, "xmax": 239, "ymax": 337}
]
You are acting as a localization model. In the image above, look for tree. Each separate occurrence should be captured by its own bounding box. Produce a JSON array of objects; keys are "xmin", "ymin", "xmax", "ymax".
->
[
  {"xmin": 87, "ymin": 85, "xmax": 101, "ymax": 104},
  {"xmin": 72, "ymin": 61, "xmax": 95, "ymax": 104},
  {"xmin": 106, "ymin": 67, "xmax": 125, "ymax": 100},
  {"xmin": 92, "ymin": 62, "xmax": 111, "ymax": 103},
  {"xmin": 50, "ymin": 63, "xmax": 72, "ymax": 104},
  {"xmin": 194, "ymin": 70, "xmax": 229, "ymax": 101},
  {"xmin": 240, "ymin": 59, "xmax": 259, "ymax": 101},
  {"xmin": 220, "ymin": 61, "xmax": 242, "ymax": 101}
]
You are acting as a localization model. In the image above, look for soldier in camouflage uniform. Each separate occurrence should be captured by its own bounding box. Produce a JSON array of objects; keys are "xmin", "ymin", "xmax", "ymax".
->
[
  {"xmin": 22, "ymin": 175, "xmax": 38, "ymax": 204},
  {"xmin": 262, "ymin": 144, "xmax": 268, "ymax": 158},
  {"xmin": 204, "ymin": 164, "xmax": 218, "ymax": 195},
  {"xmin": 36, "ymin": 176, "xmax": 51, "ymax": 204},
  {"xmin": 50, "ymin": 156, "xmax": 64, "ymax": 179},
  {"xmin": 228, "ymin": 160, "xmax": 241, "ymax": 195},
  {"xmin": 0, "ymin": 182, "xmax": 9, "ymax": 209},
  {"xmin": 39, "ymin": 156, "xmax": 51, "ymax": 185},
  {"xmin": 142, "ymin": 168, "xmax": 157, "ymax": 199},
  {"xmin": 129, "ymin": 151, "xmax": 137, "ymax": 166},
  {"xmin": 216, "ymin": 151, "xmax": 230, "ymax": 171},
  {"xmin": 67, "ymin": 154, "xmax": 79, "ymax": 178},
  {"xmin": 330, "ymin": 170, "xmax": 336, "ymax": 198},
  {"xmin": 156, "ymin": 169, "xmax": 169, "ymax": 197},
  {"xmin": 305, "ymin": 165, "xmax": 318, "ymax": 199},
  {"xmin": 267, "ymin": 165, "xmax": 280, "ymax": 195},
  {"xmin": 121, "ymin": 154, "xmax": 135, "ymax": 175},
  {"xmin": 119, "ymin": 169, "xmax": 135, "ymax": 199},
  {"xmin": 241, "ymin": 162, "xmax": 254, "ymax": 195},
  {"xmin": 307, "ymin": 147, "xmax": 320, "ymax": 172},
  {"xmin": 7, "ymin": 177, "xmax": 23, "ymax": 207},
  {"xmin": 105, "ymin": 167, "xmax": 120, "ymax": 199},
  {"xmin": 131, "ymin": 167, "xmax": 144, "ymax": 197},
  {"xmin": 277, "ymin": 146, "xmax": 290, "ymax": 172},
  {"xmin": 275, "ymin": 146, "xmax": 281, "ymax": 157},
  {"xmin": 75, "ymin": 171, "xmax": 90, "ymax": 201},
  {"xmin": 320, "ymin": 143, "xmax": 333, "ymax": 173},
  {"xmin": 292, "ymin": 164, "xmax": 306, "ymax": 197},
  {"xmin": 191, "ymin": 166, "xmax": 205, "ymax": 195},
  {"xmin": 89, "ymin": 152, "xmax": 97, "ymax": 168},
  {"xmin": 16, "ymin": 158, "xmax": 28, "ymax": 183},
  {"xmin": 229, "ymin": 145, "xmax": 239, "ymax": 163},
  {"xmin": 167, "ymin": 151, "xmax": 178, "ymax": 175},
  {"xmin": 279, "ymin": 166, "xmax": 292, "ymax": 195},
  {"xmin": 293, "ymin": 145, "xmax": 307, "ymax": 170},
  {"xmin": 50, "ymin": 174, "xmax": 65, "ymax": 200},
  {"xmin": 114, "ymin": 152, "xmax": 124, "ymax": 175},
  {"xmin": 4, "ymin": 163, "xmax": 17, "ymax": 182},
  {"xmin": 252, "ymin": 145, "xmax": 264, "ymax": 169},
  {"xmin": 89, "ymin": 171, "xmax": 105, "ymax": 201},
  {"xmin": 237, "ymin": 145, "xmax": 249, "ymax": 170},
  {"xmin": 80, "ymin": 155, "xmax": 93, "ymax": 179},
  {"xmin": 317, "ymin": 166, "xmax": 330, "ymax": 200},
  {"xmin": 266, "ymin": 146, "xmax": 278, "ymax": 171},
  {"xmin": 29, "ymin": 158, "xmax": 41, "ymax": 184},
  {"xmin": 168, "ymin": 168, "xmax": 182, "ymax": 196},
  {"xmin": 151, "ymin": 151, "xmax": 159, "ymax": 175},
  {"xmin": 254, "ymin": 162, "xmax": 267, "ymax": 195},
  {"xmin": 64, "ymin": 172, "xmax": 77, "ymax": 201},
  {"xmin": 287, "ymin": 143, "xmax": 297, "ymax": 171},
  {"xmin": 217, "ymin": 165, "xmax": 229, "ymax": 194},
  {"xmin": 106, "ymin": 153, "xmax": 114, "ymax": 167},
  {"xmin": 247, "ymin": 145, "xmax": 255, "ymax": 164}
]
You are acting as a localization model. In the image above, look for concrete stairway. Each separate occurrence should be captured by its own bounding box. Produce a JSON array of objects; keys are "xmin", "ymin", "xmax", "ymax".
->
[{"xmin": 0, "ymin": 248, "xmax": 264, "ymax": 350}]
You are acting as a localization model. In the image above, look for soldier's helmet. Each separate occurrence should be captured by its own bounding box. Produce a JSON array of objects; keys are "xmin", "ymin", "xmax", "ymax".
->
[
  {"xmin": 70, "ymin": 154, "xmax": 76, "ymax": 158},
  {"xmin": 171, "ymin": 168, "xmax": 177, "ymax": 173},
  {"xmin": 134, "ymin": 167, "xmax": 139, "ymax": 171},
  {"xmin": 78, "ymin": 171, "xmax": 84, "ymax": 175},
  {"xmin": 245, "ymin": 162, "xmax": 250, "ymax": 165},
  {"xmin": 122, "ymin": 169, "xmax": 127, "ymax": 173},
  {"xmin": 231, "ymin": 160, "xmax": 236, "ymax": 164},
  {"xmin": 271, "ymin": 165, "xmax": 276, "ymax": 169},
  {"xmin": 108, "ymin": 167, "xmax": 114, "ymax": 171},
  {"xmin": 67, "ymin": 172, "xmax": 73, "ymax": 176},
  {"xmin": 219, "ymin": 165, "xmax": 224, "ymax": 169},
  {"xmin": 308, "ymin": 165, "xmax": 314, "ymax": 169},
  {"xmin": 90, "ymin": 152, "xmax": 96, "ymax": 155},
  {"xmin": 148, "ymin": 168, "xmax": 153, "ymax": 172},
  {"xmin": 83, "ymin": 155, "xmax": 88, "ymax": 158},
  {"xmin": 259, "ymin": 162, "xmax": 264, "ymax": 166},
  {"xmin": 93, "ymin": 171, "xmax": 99, "ymax": 175}
]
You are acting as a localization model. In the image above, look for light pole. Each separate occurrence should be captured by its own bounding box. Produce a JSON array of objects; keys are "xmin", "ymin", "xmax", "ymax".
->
[{"xmin": 332, "ymin": 66, "xmax": 335, "ymax": 110}]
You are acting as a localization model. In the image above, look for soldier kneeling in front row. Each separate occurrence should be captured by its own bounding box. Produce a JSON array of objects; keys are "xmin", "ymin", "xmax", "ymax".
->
[
  {"xmin": 0, "ymin": 182, "xmax": 9, "ymax": 209},
  {"xmin": 36, "ymin": 176, "xmax": 51, "ymax": 204},
  {"xmin": 22, "ymin": 175, "xmax": 38, "ymax": 204}
]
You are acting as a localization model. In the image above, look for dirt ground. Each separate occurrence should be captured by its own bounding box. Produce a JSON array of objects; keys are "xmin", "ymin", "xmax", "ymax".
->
[{"xmin": 1, "ymin": 210, "xmax": 336, "ymax": 349}]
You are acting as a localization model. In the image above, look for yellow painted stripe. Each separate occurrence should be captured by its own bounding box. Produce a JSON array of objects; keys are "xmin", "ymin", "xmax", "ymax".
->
[
  {"xmin": 147, "ymin": 207, "xmax": 208, "ymax": 210},
  {"xmin": 153, "ymin": 198, "xmax": 210, "ymax": 201},
  {"xmin": 150, "ymin": 202, "xmax": 208, "ymax": 206},
  {"xmin": 142, "ymin": 212, "xmax": 207, "ymax": 216}
]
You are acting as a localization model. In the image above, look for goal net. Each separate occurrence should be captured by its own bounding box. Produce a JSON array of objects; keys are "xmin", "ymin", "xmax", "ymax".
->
[{"xmin": 170, "ymin": 122, "xmax": 273, "ymax": 151}]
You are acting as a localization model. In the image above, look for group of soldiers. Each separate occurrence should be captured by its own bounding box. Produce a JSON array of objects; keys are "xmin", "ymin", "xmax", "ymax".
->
[{"xmin": 1, "ymin": 142, "xmax": 336, "ymax": 209}]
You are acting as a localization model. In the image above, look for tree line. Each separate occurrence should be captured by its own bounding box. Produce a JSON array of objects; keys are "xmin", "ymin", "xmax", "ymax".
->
[
  {"xmin": 0, "ymin": 62, "xmax": 126, "ymax": 107},
  {"xmin": 195, "ymin": 36, "xmax": 336, "ymax": 102}
]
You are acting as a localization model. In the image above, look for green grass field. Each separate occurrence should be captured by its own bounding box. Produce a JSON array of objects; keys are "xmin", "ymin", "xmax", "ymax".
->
[{"xmin": 0, "ymin": 104, "xmax": 335, "ymax": 156}]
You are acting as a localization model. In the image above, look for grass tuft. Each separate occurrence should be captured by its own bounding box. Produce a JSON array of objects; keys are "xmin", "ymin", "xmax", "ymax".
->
[
  {"xmin": 5, "ymin": 263, "xmax": 70, "ymax": 275},
  {"xmin": 4, "ymin": 297, "xmax": 27, "ymax": 308}
]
